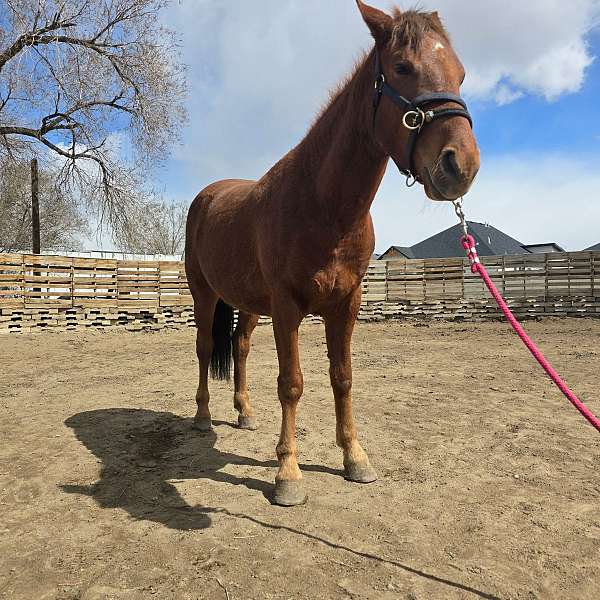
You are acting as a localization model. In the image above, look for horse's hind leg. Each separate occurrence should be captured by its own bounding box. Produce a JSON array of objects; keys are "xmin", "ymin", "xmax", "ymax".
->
[
  {"xmin": 233, "ymin": 311, "xmax": 259, "ymax": 430},
  {"xmin": 190, "ymin": 281, "xmax": 218, "ymax": 432}
]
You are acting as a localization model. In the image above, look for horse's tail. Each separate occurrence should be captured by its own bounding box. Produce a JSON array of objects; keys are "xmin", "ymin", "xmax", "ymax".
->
[{"xmin": 210, "ymin": 299, "xmax": 234, "ymax": 381}]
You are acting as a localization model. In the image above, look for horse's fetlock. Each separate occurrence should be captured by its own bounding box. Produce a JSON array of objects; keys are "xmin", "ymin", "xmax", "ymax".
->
[
  {"xmin": 196, "ymin": 389, "xmax": 210, "ymax": 406},
  {"xmin": 336, "ymin": 423, "xmax": 357, "ymax": 447},
  {"xmin": 234, "ymin": 391, "xmax": 250, "ymax": 411}
]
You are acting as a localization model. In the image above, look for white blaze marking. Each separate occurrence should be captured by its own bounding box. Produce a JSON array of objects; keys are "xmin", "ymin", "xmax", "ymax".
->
[{"xmin": 434, "ymin": 42, "xmax": 445, "ymax": 51}]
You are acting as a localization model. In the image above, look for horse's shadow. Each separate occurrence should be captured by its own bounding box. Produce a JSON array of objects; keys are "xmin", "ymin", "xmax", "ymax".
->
[
  {"xmin": 62, "ymin": 408, "xmax": 500, "ymax": 599},
  {"xmin": 61, "ymin": 408, "xmax": 340, "ymax": 530}
]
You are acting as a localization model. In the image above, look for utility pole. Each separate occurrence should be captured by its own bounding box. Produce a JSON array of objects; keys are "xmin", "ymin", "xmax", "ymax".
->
[{"xmin": 31, "ymin": 158, "xmax": 40, "ymax": 254}]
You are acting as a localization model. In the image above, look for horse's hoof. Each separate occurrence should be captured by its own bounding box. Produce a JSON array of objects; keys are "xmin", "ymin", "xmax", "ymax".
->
[
  {"xmin": 271, "ymin": 480, "xmax": 308, "ymax": 507},
  {"xmin": 192, "ymin": 416, "xmax": 213, "ymax": 432},
  {"xmin": 344, "ymin": 460, "xmax": 378, "ymax": 483},
  {"xmin": 237, "ymin": 415, "xmax": 258, "ymax": 430}
]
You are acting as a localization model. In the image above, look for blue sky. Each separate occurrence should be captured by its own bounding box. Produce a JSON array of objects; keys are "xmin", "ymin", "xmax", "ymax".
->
[
  {"xmin": 473, "ymin": 32, "xmax": 600, "ymax": 156},
  {"xmin": 157, "ymin": 0, "xmax": 600, "ymax": 252}
]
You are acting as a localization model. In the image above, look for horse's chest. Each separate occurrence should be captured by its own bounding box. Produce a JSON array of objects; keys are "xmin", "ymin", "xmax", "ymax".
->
[{"xmin": 311, "ymin": 265, "xmax": 360, "ymax": 303}]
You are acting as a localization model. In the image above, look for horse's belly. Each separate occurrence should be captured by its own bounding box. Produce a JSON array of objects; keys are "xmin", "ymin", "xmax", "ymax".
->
[{"xmin": 201, "ymin": 258, "xmax": 271, "ymax": 316}]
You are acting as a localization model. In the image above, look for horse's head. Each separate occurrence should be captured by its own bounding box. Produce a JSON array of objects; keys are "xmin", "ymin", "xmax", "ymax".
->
[{"xmin": 357, "ymin": 1, "xmax": 480, "ymax": 201}]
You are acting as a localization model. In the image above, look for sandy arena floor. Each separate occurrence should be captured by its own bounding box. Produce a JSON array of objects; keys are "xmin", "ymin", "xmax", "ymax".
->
[{"xmin": 1, "ymin": 319, "xmax": 599, "ymax": 599}]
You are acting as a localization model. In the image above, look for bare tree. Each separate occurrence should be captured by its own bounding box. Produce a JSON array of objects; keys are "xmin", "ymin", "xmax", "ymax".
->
[
  {"xmin": 117, "ymin": 199, "xmax": 187, "ymax": 256},
  {"xmin": 0, "ymin": 0, "xmax": 187, "ymax": 238},
  {"xmin": 0, "ymin": 158, "xmax": 85, "ymax": 252}
]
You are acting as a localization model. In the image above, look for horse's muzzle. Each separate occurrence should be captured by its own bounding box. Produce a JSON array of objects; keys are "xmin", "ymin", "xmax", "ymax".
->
[{"xmin": 425, "ymin": 145, "xmax": 480, "ymax": 201}]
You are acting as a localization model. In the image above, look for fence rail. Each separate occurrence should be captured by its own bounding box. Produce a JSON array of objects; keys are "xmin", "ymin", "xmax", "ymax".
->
[
  {"xmin": 0, "ymin": 253, "xmax": 191, "ymax": 309},
  {"xmin": 362, "ymin": 252, "xmax": 600, "ymax": 303},
  {"xmin": 1, "ymin": 251, "xmax": 599, "ymax": 311}
]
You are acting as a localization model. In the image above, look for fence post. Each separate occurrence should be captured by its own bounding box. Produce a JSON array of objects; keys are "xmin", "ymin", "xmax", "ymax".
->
[
  {"xmin": 21, "ymin": 254, "xmax": 26, "ymax": 309},
  {"xmin": 387, "ymin": 261, "xmax": 392, "ymax": 299},
  {"xmin": 592, "ymin": 253, "xmax": 596, "ymax": 299},
  {"xmin": 70, "ymin": 260, "xmax": 75, "ymax": 309},
  {"xmin": 31, "ymin": 159, "xmax": 40, "ymax": 255},
  {"xmin": 544, "ymin": 254, "xmax": 549, "ymax": 303},
  {"xmin": 158, "ymin": 261, "xmax": 162, "ymax": 308}
]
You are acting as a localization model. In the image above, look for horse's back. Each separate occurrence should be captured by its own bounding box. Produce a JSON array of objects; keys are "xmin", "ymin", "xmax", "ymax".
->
[
  {"xmin": 186, "ymin": 178, "xmax": 256, "ymax": 249},
  {"xmin": 189, "ymin": 179, "xmax": 255, "ymax": 218}
]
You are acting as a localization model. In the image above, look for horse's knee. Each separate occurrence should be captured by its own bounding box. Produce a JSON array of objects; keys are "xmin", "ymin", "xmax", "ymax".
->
[
  {"xmin": 277, "ymin": 372, "xmax": 303, "ymax": 404},
  {"xmin": 233, "ymin": 333, "xmax": 250, "ymax": 360},
  {"xmin": 330, "ymin": 371, "xmax": 352, "ymax": 397},
  {"xmin": 196, "ymin": 331, "xmax": 213, "ymax": 361}
]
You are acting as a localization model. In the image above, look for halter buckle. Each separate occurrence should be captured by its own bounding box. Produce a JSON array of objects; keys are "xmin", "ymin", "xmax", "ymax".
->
[
  {"xmin": 402, "ymin": 109, "xmax": 425, "ymax": 131},
  {"xmin": 374, "ymin": 74, "xmax": 385, "ymax": 91}
]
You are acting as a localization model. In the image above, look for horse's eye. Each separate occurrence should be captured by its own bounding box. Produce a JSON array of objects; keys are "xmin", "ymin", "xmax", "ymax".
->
[{"xmin": 394, "ymin": 62, "xmax": 414, "ymax": 76}]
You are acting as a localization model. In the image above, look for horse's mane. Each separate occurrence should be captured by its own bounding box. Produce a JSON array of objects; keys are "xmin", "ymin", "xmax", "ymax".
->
[{"xmin": 390, "ymin": 9, "xmax": 450, "ymax": 51}]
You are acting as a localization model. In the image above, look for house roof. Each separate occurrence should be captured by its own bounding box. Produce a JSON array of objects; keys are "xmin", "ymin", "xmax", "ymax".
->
[
  {"xmin": 379, "ymin": 246, "xmax": 415, "ymax": 259},
  {"xmin": 378, "ymin": 222, "xmax": 570, "ymax": 260},
  {"xmin": 585, "ymin": 243, "xmax": 600, "ymax": 252},
  {"xmin": 522, "ymin": 243, "xmax": 565, "ymax": 253},
  {"xmin": 377, "ymin": 246, "xmax": 415, "ymax": 260},
  {"xmin": 408, "ymin": 221, "xmax": 529, "ymax": 259}
]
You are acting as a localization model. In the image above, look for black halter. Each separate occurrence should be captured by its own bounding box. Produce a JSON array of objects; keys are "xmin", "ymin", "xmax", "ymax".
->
[{"xmin": 372, "ymin": 52, "xmax": 472, "ymax": 185}]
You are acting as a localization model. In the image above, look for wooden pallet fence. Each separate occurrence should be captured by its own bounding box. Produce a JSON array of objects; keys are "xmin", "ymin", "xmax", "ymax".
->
[
  {"xmin": 361, "ymin": 261, "xmax": 387, "ymax": 302},
  {"xmin": 0, "ymin": 254, "xmax": 192, "ymax": 310},
  {"xmin": 1, "ymin": 250, "xmax": 599, "ymax": 332}
]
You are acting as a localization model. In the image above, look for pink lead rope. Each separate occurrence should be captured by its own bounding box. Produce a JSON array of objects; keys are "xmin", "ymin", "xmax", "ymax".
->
[{"xmin": 453, "ymin": 201, "xmax": 600, "ymax": 433}]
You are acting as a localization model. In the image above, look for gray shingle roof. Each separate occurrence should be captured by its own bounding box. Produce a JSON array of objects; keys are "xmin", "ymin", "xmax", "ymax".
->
[
  {"xmin": 408, "ymin": 221, "xmax": 528, "ymax": 259},
  {"xmin": 378, "ymin": 246, "xmax": 415, "ymax": 259},
  {"xmin": 522, "ymin": 243, "xmax": 565, "ymax": 253},
  {"xmin": 585, "ymin": 243, "xmax": 600, "ymax": 251}
]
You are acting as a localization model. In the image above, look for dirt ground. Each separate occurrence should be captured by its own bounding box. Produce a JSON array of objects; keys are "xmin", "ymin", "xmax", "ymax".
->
[{"xmin": 1, "ymin": 319, "xmax": 600, "ymax": 600}]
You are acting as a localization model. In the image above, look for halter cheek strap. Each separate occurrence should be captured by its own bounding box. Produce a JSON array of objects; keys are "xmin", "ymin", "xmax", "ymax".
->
[{"xmin": 372, "ymin": 52, "xmax": 473, "ymax": 184}]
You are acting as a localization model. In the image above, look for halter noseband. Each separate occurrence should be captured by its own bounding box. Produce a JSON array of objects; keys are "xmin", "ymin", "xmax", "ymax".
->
[{"xmin": 372, "ymin": 52, "xmax": 473, "ymax": 186}]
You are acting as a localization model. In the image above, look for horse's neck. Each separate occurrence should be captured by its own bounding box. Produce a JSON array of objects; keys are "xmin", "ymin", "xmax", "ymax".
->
[{"xmin": 296, "ymin": 51, "xmax": 389, "ymax": 230}]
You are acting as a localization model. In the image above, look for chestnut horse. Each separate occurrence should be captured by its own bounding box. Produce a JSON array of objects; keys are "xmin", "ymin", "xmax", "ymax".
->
[{"xmin": 185, "ymin": 1, "xmax": 480, "ymax": 506}]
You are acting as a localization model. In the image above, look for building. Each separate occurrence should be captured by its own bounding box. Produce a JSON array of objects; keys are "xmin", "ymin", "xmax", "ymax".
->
[
  {"xmin": 376, "ymin": 246, "xmax": 415, "ymax": 260},
  {"xmin": 378, "ymin": 221, "xmax": 564, "ymax": 260},
  {"xmin": 522, "ymin": 243, "xmax": 565, "ymax": 254},
  {"xmin": 585, "ymin": 243, "xmax": 600, "ymax": 252}
]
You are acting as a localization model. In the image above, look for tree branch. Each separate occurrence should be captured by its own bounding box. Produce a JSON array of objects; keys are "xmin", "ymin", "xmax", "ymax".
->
[{"xmin": 0, "ymin": 17, "xmax": 76, "ymax": 72}]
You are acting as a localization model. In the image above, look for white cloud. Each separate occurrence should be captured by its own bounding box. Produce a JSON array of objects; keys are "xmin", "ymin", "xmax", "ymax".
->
[
  {"xmin": 493, "ymin": 84, "xmax": 524, "ymax": 106},
  {"xmin": 162, "ymin": 0, "xmax": 599, "ymax": 180},
  {"xmin": 511, "ymin": 40, "xmax": 593, "ymax": 100},
  {"xmin": 422, "ymin": 0, "xmax": 600, "ymax": 102}
]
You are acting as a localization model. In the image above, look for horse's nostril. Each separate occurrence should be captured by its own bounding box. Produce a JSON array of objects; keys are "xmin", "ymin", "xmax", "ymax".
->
[{"xmin": 441, "ymin": 149, "xmax": 461, "ymax": 181}]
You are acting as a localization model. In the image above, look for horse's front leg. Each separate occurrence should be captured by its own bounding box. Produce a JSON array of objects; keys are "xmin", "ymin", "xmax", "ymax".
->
[
  {"xmin": 324, "ymin": 289, "xmax": 377, "ymax": 483},
  {"xmin": 271, "ymin": 300, "xmax": 307, "ymax": 506}
]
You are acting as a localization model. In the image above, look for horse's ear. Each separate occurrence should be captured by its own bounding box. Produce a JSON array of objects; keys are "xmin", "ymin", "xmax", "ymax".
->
[
  {"xmin": 430, "ymin": 11, "xmax": 444, "ymax": 29},
  {"xmin": 356, "ymin": 0, "xmax": 393, "ymax": 45}
]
